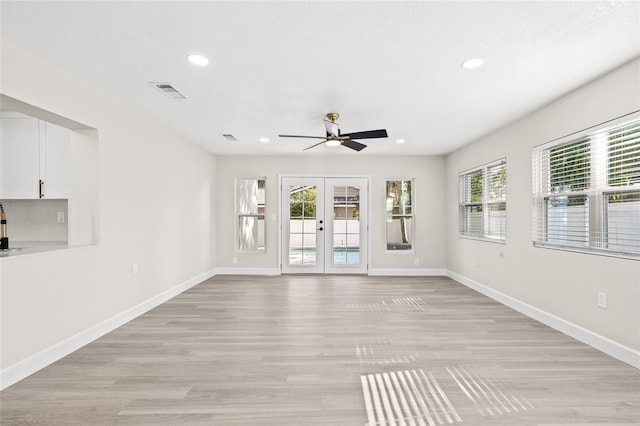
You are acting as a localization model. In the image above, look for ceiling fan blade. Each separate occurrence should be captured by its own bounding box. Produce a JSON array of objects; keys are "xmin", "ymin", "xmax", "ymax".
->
[
  {"xmin": 341, "ymin": 129, "xmax": 388, "ymax": 140},
  {"xmin": 303, "ymin": 140, "xmax": 329, "ymax": 151},
  {"xmin": 279, "ymin": 134, "xmax": 329, "ymax": 139},
  {"xmin": 323, "ymin": 119, "xmax": 339, "ymax": 137},
  {"xmin": 341, "ymin": 139, "xmax": 367, "ymax": 151}
]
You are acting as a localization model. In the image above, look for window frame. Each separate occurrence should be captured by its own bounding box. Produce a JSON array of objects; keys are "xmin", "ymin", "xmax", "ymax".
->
[
  {"xmin": 532, "ymin": 112, "xmax": 640, "ymax": 259},
  {"xmin": 385, "ymin": 178, "xmax": 415, "ymax": 252},
  {"xmin": 235, "ymin": 177, "xmax": 266, "ymax": 253},
  {"xmin": 458, "ymin": 158, "xmax": 507, "ymax": 243}
]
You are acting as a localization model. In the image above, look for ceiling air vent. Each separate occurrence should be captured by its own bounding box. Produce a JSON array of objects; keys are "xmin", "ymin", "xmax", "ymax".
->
[
  {"xmin": 149, "ymin": 82, "xmax": 187, "ymax": 99},
  {"xmin": 222, "ymin": 134, "xmax": 238, "ymax": 141}
]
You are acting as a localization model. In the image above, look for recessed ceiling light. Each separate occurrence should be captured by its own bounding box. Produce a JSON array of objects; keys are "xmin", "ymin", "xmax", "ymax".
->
[
  {"xmin": 326, "ymin": 139, "xmax": 341, "ymax": 147},
  {"xmin": 396, "ymin": 139, "xmax": 406, "ymax": 144},
  {"xmin": 187, "ymin": 54, "xmax": 209, "ymax": 66},
  {"xmin": 461, "ymin": 57, "xmax": 484, "ymax": 69},
  {"xmin": 259, "ymin": 137, "xmax": 270, "ymax": 143}
]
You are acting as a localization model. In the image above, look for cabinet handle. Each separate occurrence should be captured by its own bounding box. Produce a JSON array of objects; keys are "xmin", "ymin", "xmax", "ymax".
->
[{"xmin": 39, "ymin": 179, "xmax": 44, "ymax": 198}]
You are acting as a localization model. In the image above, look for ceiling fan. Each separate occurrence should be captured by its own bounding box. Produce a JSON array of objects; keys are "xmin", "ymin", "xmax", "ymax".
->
[{"xmin": 279, "ymin": 113, "xmax": 388, "ymax": 151}]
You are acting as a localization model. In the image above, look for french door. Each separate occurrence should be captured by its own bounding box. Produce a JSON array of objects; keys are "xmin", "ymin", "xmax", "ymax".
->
[{"xmin": 281, "ymin": 177, "xmax": 368, "ymax": 274}]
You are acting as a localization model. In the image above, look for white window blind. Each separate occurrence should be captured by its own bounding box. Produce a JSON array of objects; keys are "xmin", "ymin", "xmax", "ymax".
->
[
  {"xmin": 459, "ymin": 159, "xmax": 507, "ymax": 241},
  {"xmin": 532, "ymin": 113, "xmax": 640, "ymax": 258}
]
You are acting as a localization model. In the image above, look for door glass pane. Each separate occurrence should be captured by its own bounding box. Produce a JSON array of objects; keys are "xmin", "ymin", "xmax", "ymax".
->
[
  {"xmin": 290, "ymin": 202, "xmax": 303, "ymax": 219},
  {"xmin": 346, "ymin": 233, "xmax": 360, "ymax": 247},
  {"xmin": 303, "ymin": 219, "xmax": 317, "ymax": 233},
  {"xmin": 301, "ymin": 235, "xmax": 317, "ymax": 263},
  {"xmin": 332, "ymin": 185, "xmax": 361, "ymax": 266},
  {"xmin": 347, "ymin": 248, "xmax": 360, "ymax": 265},
  {"xmin": 288, "ymin": 185, "xmax": 318, "ymax": 265},
  {"xmin": 289, "ymin": 233, "xmax": 302, "ymax": 265}
]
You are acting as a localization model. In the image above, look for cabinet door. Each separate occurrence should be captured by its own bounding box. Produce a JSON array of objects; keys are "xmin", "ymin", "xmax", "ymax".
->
[
  {"xmin": 41, "ymin": 121, "xmax": 71, "ymax": 198},
  {"xmin": 0, "ymin": 118, "xmax": 40, "ymax": 198}
]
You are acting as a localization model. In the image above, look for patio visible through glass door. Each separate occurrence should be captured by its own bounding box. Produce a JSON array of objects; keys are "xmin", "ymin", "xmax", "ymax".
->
[{"xmin": 281, "ymin": 177, "xmax": 368, "ymax": 274}]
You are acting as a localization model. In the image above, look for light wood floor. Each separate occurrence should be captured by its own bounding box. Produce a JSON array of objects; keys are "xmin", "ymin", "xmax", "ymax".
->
[{"xmin": 1, "ymin": 275, "xmax": 638, "ymax": 425}]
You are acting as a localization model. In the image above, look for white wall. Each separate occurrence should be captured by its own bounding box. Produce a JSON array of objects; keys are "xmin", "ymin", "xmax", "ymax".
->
[
  {"xmin": 445, "ymin": 59, "xmax": 640, "ymax": 357},
  {"xmin": 215, "ymin": 155, "xmax": 447, "ymax": 273},
  {"xmin": 0, "ymin": 40, "xmax": 217, "ymax": 386}
]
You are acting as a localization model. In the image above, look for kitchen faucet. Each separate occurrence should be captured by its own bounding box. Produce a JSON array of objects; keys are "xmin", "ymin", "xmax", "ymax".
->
[{"xmin": 0, "ymin": 201, "xmax": 8, "ymax": 250}]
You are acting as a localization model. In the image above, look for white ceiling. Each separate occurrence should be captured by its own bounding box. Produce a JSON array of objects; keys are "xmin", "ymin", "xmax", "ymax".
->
[{"xmin": 1, "ymin": 1, "xmax": 639, "ymax": 156}]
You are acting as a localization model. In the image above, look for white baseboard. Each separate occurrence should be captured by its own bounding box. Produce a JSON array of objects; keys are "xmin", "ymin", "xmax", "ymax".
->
[
  {"xmin": 0, "ymin": 268, "xmax": 216, "ymax": 391},
  {"xmin": 446, "ymin": 270, "xmax": 640, "ymax": 369},
  {"xmin": 215, "ymin": 267, "xmax": 281, "ymax": 275},
  {"xmin": 369, "ymin": 268, "xmax": 447, "ymax": 276},
  {"xmin": 216, "ymin": 267, "xmax": 447, "ymax": 276}
]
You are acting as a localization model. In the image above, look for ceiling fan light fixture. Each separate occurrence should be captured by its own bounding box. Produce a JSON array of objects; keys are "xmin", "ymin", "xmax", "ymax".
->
[
  {"xmin": 461, "ymin": 57, "xmax": 484, "ymax": 69},
  {"xmin": 186, "ymin": 54, "xmax": 209, "ymax": 66},
  {"xmin": 396, "ymin": 139, "xmax": 406, "ymax": 144},
  {"xmin": 326, "ymin": 139, "xmax": 341, "ymax": 147},
  {"xmin": 259, "ymin": 137, "xmax": 270, "ymax": 143}
]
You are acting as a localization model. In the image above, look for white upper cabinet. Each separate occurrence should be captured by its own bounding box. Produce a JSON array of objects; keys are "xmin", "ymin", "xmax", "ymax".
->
[
  {"xmin": 40, "ymin": 121, "xmax": 71, "ymax": 199},
  {"xmin": 0, "ymin": 117, "xmax": 40, "ymax": 198},
  {"xmin": 0, "ymin": 113, "xmax": 71, "ymax": 199}
]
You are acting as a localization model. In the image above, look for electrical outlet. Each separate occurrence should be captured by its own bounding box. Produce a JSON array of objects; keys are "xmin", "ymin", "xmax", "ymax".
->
[
  {"xmin": 132, "ymin": 263, "xmax": 138, "ymax": 275},
  {"xmin": 597, "ymin": 291, "xmax": 607, "ymax": 309},
  {"xmin": 414, "ymin": 257, "xmax": 420, "ymax": 265},
  {"xmin": 471, "ymin": 257, "xmax": 477, "ymax": 266},
  {"xmin": 232, "ymin": 257, "xmax": 238, "ymax": 265},
  {"xmin": 57, "ymin": 211, "xmax": 65, "ymax": 223}
]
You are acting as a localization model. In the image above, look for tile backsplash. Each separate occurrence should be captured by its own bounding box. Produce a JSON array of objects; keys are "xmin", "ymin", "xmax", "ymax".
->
[{"xmin": 1, "ymin": 199, "xmax": 68, "ymax": 242}]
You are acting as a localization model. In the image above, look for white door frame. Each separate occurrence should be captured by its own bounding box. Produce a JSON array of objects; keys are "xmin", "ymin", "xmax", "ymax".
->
[{"xmin": 279, "ymin": 174, "xmax": 370, "ymax": 274}]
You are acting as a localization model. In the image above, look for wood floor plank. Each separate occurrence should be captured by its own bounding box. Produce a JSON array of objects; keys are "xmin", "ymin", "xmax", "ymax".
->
[{"xmin": 1, "ymin": 275, "xmax": 638, "ymax": 425}]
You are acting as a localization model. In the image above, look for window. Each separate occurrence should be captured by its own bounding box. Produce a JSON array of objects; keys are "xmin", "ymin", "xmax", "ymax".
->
[
  {"xmin": 532, "ymin": 113, "xmax": 640, "ymax": 258},
  {"xmin": 386, "ymin": 179, "xmax": 413, "ymax": 250},
  {"xmin": 236, "ymin": 177, "xmax": 266, "ymax": 252},
  {"xmin": 458, "ymin": 159, "xmax": 507, "ymax": 241}
]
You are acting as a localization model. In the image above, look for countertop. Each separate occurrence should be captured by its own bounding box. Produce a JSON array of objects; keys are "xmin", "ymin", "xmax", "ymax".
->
[{"xmin": 0, "ymin": 241, "xmax": 69, "ymax": 258}]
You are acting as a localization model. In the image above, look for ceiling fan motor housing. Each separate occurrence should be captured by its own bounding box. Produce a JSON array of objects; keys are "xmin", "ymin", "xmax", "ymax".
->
[{"xmin": 326, "ymin": 112, "xmax": 339, "ymax": 123}]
